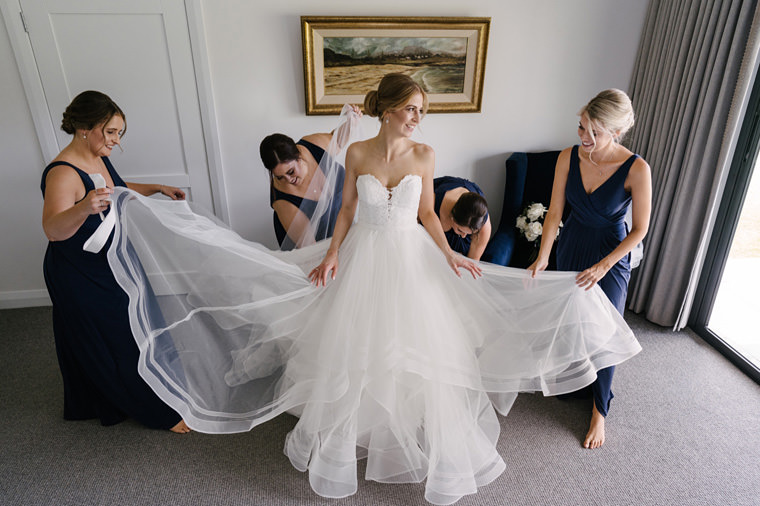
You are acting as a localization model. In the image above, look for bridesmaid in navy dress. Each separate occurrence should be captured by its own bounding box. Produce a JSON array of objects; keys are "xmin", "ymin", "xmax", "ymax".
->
[
  {"xmin": 529, "ymin": 89, "xmax": 652, "ymax": 448},
  {"xmin": 42, "ymin": 90, "xmax": 189, "ymax": 432},
  {"xmin": 260, "ymin": 106, "xmax": 361, "ymax": 250},
  {"xmin": 432, "ymin": 176, "xmax": 491, "ymax": 260}
]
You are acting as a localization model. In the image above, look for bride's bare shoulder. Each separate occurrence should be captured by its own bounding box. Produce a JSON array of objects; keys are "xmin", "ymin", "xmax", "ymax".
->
[
  {"xmin": 410, "ymin": 141, "xmax": 434, "ymax": 162},
  {"xmin": 345, "ymin": 139, "xmax": 373, "ymax": 174},
  {"xmin": 347, "ymin": 138, "xmax": 372, "ymax": 157}
]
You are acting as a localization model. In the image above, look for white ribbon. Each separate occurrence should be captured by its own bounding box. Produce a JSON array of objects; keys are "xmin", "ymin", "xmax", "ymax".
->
[
  {"xmin": 83, "ymin": 173, "xmax": 114, "ymax": 253},
  {"xmin": 83, "ymin": 205, "xmax": 116, "ymax": 253},
  {"xmin": 89, "ymin": 173, "xmax": 107, "ymax": 221}
]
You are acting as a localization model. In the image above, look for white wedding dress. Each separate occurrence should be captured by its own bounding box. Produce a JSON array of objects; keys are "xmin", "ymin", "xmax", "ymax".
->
[{"xmin": 105, "ymin": 173, "xmax": 640, "ymax": 505}]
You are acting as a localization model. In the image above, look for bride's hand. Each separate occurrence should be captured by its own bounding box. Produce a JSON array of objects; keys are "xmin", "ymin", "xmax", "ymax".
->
[
  {"xmin": 446, "ymin": 251, "xmax": 482, "ymax": 279},
  {"xmin": 309, "ymin": 249, "xmax": 339, "ymax": 286}
]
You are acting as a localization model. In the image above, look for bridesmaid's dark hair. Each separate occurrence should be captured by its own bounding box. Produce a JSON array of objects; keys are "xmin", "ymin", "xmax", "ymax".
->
[
  {"xmin": 451, "ymin": 192, "xmax": 488, "ymax": 232},
  {"xmin": 61, "ymin": 90, "xmax": 126, "ymax": 137},
  {"xmin": 260, "ymin": 133, "xmax": 301, "ymax": 171}
]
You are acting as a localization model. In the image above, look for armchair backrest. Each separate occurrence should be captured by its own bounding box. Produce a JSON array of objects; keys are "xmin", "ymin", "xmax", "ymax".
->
[
  {"xmin": 503, "ymin": 151, "xmax": 560, "ymax": 229},
  {"xmin": 482, "ymin": 150, "xmax": 561, "ymax": 267}
]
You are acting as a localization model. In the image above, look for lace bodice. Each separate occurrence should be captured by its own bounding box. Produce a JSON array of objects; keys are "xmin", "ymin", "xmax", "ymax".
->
[{"xmin": 356, "ymin": 174, "xmax": 421, "ymax": 229}]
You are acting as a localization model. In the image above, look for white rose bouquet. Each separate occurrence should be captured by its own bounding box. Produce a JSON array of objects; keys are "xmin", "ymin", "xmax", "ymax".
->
[{"xmin": 515, "ymin": 202, "xmax": 561, "ymax": 261}]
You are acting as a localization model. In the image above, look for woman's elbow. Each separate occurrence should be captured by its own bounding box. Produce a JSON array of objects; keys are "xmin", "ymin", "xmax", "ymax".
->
[
  {"xmin": 43, "ymin": 227, "xmax": 61, "ymax": 242},
  {"xmin": 629, "ymin": 224, "xmax": 649, "ymax": 242},
  {"xmin": 42, "ymin": 221, "xmax": 71, "ymax": 242},
  {"xmin": 419, "ymin": 212, "xmax": 437, "ymax": 227}
]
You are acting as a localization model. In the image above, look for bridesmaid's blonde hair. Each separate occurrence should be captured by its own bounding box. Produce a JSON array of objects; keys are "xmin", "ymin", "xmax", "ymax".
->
[
  {"xmin": 363, "ymin": 73, "xmax": 428, "ymax": 122},
  {"xmin": 579, "ymin": 88, "xmax": 635, "ymax": 144}
]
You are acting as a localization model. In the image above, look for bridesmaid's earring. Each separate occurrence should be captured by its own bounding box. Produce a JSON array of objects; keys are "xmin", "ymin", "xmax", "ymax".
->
[
  {"xmin": 384, "ymin": 118, "xmax": 389, "ymax": 124},
  {"xmin": 82, "ymin": 133, "xmax": 87, "ymax": 139}
]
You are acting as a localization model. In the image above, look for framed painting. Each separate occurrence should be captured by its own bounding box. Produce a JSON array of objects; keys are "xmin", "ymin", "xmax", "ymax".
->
[{"xmin": 301, "ymin": 16, "xmax": 490, "ymax": 115}]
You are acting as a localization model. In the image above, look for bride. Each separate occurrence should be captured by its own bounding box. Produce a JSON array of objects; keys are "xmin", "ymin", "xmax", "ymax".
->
[
  {"xmin": 104, "ymin": 73, "xmax": 640, "ymax": 505},
  {"xmin": 309, "ymin": 76, "xmax": 480, "ymax": 284}
]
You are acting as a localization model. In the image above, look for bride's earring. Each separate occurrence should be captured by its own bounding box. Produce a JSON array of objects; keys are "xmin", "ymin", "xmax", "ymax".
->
[
  {"xmin": 384, "ymin": 117, "xmax": 389, "ymax": 124},
  {"xmin": 82, "ymin": 133, "xmax": 87, "ymax": 139}
]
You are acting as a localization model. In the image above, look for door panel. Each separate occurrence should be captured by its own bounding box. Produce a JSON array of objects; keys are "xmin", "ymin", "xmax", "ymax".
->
[{"xmin": 20, "ymin": 0, "xmax": 213, "ymax": 210}]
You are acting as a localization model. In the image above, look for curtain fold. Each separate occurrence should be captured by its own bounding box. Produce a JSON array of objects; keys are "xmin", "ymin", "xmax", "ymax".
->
[{"xmin": 626, "ymin": 0, "xmax": 759, "ymax": 328}]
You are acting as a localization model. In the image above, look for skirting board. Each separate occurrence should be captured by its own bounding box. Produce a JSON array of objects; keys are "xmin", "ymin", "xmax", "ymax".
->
[{"xmin": 0, "ymin": 290, "xmax": 51, "ymax": 309}]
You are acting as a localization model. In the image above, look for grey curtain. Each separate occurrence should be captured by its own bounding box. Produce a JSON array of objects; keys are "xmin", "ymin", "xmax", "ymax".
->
[{"xmin": 626, "ymin": 0, "xmax": 760, "ymax": 328}]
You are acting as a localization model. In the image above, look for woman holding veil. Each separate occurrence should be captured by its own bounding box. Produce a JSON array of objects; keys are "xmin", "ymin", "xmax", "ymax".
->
[
  {"xmin": 260, "ymin": 104, "xmax": 363, "ymax": 249},
  {"xmin": 103, "ymin": 75, "xmax": 641, "ymax": 504},
  {"xmin": 41, "ymin": 90, "xmax": 188, "ymax": 433}
]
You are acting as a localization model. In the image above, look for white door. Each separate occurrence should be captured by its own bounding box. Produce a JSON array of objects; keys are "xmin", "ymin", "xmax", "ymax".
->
[{"xmin": 11, "ymin": 0, "xmax": 216, "ymax": 212}]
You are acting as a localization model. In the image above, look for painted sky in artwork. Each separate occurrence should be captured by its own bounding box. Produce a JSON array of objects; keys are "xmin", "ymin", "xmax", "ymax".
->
[{"xmin": 324, "ymin": 37, "xmax": 466, "ymax": 58}]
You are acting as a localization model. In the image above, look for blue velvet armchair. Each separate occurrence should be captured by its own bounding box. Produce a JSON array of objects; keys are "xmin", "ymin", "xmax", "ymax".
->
[{"xmin": 482, "ymin": 151, "xmax": 562, "ymax": 268}]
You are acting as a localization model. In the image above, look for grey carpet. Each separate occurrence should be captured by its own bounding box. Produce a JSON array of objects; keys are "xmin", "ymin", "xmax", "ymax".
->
[{"xmin": 1, "ymin": 307, "xmax": 758, "ymax": 506}]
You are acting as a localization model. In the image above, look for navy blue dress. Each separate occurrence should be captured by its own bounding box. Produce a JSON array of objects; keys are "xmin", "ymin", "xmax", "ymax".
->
[
  {"xmin": 271, "ymin": 139, "xmax": 344, "ymax": 249},
  {"xmin": 433, "ymin": 176, "xmax": 488, "ymax": 256},
  {"xmin": 556, "ymin": 145, "xmax": 638, "ymax": 416},
  {"xmin": 41, "ymin": 158, "xmax": 181, "ymax": 429}
]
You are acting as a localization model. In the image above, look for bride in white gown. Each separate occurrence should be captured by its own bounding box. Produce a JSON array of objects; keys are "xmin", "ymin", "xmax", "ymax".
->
[{"xmin": 103, "ymin": 73, "xmax": 640, "ymax": 505}]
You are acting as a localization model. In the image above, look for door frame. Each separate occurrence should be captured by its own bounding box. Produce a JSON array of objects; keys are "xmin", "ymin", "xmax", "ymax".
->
[
  {"xmin": 0, "ymin": 0, "xmax": 230, "ymax": 224},
  {"xmin": 690, "ymin": 62, "xmax": 760, "ymax": 384}
]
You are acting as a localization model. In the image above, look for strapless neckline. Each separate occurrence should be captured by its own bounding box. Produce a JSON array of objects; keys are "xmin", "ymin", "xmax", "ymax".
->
[{"xmin": 357, "ymin": 173, "xmax": 420, "ymax": 192}]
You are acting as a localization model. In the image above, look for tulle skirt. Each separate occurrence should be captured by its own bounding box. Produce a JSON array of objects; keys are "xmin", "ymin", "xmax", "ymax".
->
[{"xmin": 107, "ymin": 189, "xmax": 640, "ymax": 504}]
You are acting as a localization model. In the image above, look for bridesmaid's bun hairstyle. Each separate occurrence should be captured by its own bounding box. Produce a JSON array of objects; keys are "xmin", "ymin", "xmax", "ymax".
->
[
  {"xmin": 61, "ymin": 90, "xmax": 126, "ymax": 137},
  {"xmin": 363, "ymin": 73, "xmax": 428, "ymax": 122},
  {"xmin": 580, "ymin": 89, "xmax": 635, "ymax": 142},
  {"xmin": 259, "ymin": 133, "xmax": 301, "ymax": 171}
]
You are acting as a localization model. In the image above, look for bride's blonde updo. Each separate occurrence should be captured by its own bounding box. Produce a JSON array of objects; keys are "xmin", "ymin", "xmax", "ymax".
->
[
  {"xmin": 579, "ymin": 88, "xmax": 635, "ymax": 143},
  {"xmin": 363, "ymin": 73, "xmax": 428, "ymax": 122}
]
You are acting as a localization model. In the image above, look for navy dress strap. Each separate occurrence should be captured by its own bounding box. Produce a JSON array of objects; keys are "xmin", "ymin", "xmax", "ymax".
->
[
  {"xmin": 297, "ymin": 138, "xmax": 326, "ymax": 163},
  {"xmin": 42, "ymin": 157, "xmax": 127, "ymax": 196},
  {"xmin": 41, "ymin": 158, "xmax": 127, "ymax": 243}
]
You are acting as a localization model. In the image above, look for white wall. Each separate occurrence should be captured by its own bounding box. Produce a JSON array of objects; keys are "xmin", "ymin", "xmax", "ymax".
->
[
  {"xmin": 0, "ymin": 0, "xmax": 648, "ymax": 307},
  {"xmin": 0, "ymin": 8, "xmax": 47, "ymax": 307}
]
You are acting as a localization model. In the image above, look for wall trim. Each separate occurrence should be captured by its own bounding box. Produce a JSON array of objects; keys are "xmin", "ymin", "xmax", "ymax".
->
[
  {"xmin": 185, "ymin": 0, "xmax": 230, "ymax": 224},
  {"xmin": 0, "ymin": 290, "xmax": 51, "ymax": 309}
]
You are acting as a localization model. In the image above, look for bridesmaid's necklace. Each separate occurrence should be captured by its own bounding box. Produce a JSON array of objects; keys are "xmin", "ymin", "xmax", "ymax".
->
[
  {"xmin": 585, "ymin": 147, "xmax": 617, "ymax": 177},
  {"xmin": 306, "ymin": 161, "xmax": 323, "ymax": 196}
]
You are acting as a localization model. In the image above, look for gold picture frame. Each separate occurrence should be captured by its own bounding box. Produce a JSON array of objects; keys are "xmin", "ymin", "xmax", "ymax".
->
[{"xmin": 301, "ymin": 16, "xmax": 490, "ymax": 115}]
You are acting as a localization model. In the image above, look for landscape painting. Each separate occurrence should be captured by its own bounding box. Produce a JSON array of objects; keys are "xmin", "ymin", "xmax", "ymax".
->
[
  {"xmin": 301, "ymin": 17, "xmax": 490, "ymax": 114},
  {"xmin": 322, "ymin": 37, "xmax": 467, "ymax": 95}
]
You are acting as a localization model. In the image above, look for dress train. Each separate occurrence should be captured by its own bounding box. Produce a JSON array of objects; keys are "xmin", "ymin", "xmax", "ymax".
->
[{"xmin": 103, "ymin": 174, "xmax": 640, "ymax": 504}]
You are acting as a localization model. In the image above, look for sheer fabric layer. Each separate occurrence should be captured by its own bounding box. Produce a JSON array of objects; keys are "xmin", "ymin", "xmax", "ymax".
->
[
  {"xmin": 107, "ymin": 174, "xmax": 640, "ymax": 505},
  {"xmin": 281, "ymin": 104, "xmax": 363, "ymax": 250}
]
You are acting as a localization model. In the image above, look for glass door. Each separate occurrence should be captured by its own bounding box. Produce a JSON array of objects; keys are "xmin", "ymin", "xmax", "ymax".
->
[
  {"xmin": 707, "ymin": 165, "xmax": 760, "ymax": 367},
  {"xmin": 691, "ymin": 70, "xmax": 760, "ymax": 383}
]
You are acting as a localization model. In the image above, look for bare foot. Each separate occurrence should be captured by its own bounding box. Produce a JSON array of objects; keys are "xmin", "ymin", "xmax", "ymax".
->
[
  {"xmin": 170, "ymin": 419, "xmax": 191, "ymax": 434},
  {"xmin": 583, "ymin": 403, "xmax": 605, "ymax": 449}
]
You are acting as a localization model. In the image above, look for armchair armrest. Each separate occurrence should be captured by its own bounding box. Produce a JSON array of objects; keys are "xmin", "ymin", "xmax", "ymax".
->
[
  {"xmin": 482, "ymin": 226, "xmax": 516, "ymax": 265},
  {"xmin": 483, "ymin": 153, "xmax": 528, "ymax": 266}
]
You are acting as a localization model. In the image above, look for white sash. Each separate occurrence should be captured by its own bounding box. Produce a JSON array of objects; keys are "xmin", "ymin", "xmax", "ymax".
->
[{"xmin": 83, "ymin": 207, "xmax": 116, "ymax": 253}]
